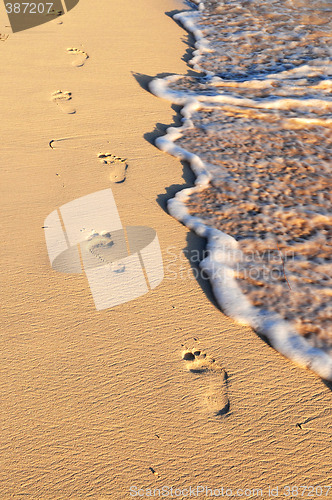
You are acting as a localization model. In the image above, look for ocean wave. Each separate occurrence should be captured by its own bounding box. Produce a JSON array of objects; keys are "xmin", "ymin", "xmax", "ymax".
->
[{"xmin": 149, "ymin": 0, "xmax": 332, "ymax": 381}]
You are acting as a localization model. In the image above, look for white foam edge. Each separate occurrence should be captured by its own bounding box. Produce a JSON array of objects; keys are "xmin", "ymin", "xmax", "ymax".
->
[
  {"xmin": 149, "ymin": 2, "xmax": 332, "ymax": 381},
  {"xmin": 173, "ymin": 9, "xmax": 214, "ymax": 74},
  {"xmin": 151, "ymin": 5, "xmax": 332, "ymax": 114},
  {"xmin": 186, "ymin": 0, "xmax": 205, "ymax": 10},
  {"xmin": 150, "ymin": 75, "xmax": 332, "ymax": 118},
  {"xmin": 157, "ymin": 99, "xmax": 332, "ymax": 381}
]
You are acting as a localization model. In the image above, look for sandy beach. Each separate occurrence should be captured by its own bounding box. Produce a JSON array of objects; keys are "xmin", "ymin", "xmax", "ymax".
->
[{"xmin": 0, "ymin": 0, "xmax": 331, "ymax": 498}]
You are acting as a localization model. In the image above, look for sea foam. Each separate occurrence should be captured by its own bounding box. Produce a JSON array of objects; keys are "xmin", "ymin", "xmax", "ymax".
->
[{"xmin": 149, "ymin": 0, "xmax": 332, "ymax": 381}]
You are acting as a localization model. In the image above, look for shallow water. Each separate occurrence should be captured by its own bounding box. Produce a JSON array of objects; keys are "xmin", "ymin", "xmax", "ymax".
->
[{"xmin": 151, "ymin": 0, "xmax": 332, "ymax": 369}]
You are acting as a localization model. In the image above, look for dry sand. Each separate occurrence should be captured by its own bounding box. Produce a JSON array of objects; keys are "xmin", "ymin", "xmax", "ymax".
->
[{"xmin": 0, "ymin": 0, "xmax": 331, "ymax": 498}]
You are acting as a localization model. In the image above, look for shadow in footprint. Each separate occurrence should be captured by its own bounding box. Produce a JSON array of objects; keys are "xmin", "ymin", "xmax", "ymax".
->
[
  {"xmin": 216, "ymin": 400, "xmax": 230, "ymax": 416},
  {"xmin": 182, "ymin": 348, "xmax": 230, "ymax": 417},
  {"xmin": 97, "ymin": 153, "xmax": 128, "ymax": 183},
  {"xmin": 51, "ymin": 90, "xmax": 76, "ymax": 114},
  {"xmin": 67, "ymin": 47, "xmax": 89, "ymax": 67}
]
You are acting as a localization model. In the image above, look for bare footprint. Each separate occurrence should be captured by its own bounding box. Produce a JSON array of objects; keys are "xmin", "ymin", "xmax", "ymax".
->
[
  {"xmin": 67, "ymin": 47, "xmax": 89, "ymax": 67},
  {"xmin": 86, "ymin": 231, "xmax": 114, "ymax": 262},
  {"xmin": 51, "ymin": 90, "xmax": 76, "ymax": 114},
  {"xmin": 98, "ymin": 153, "xmax": 128, "ymax": 183},
  {"xmin": 182, "ymin": 348, "xmax": 230, "ymax": 417},
  {"xmin": 82, "ymin": 230, "xmax": 126, "ymax": 273}
]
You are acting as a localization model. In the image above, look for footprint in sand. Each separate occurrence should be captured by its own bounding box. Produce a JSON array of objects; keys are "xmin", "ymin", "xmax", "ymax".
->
[
  {"xmin": 98, "ymin": 153, "xmax": 128, "ymax": 183},
  {"xmin": 84, "ymin": 231, "xmax": 126, "ymax": 273},
  {"xmin": 51, "ymin": 90, "xmax": 76, "ymax": 114},
  {"xmin": 67, "ymin": 47, "xmax": 89, "ymax": 67},
  {"xmin": 182, "ymin": 348, "xmax": 230, "ymax": 416}
]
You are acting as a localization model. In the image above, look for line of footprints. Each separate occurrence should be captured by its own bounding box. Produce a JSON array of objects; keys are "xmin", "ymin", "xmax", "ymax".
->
[
  {"xmin": 51, "ymin": 48, "xmax": 89, "ymax": 114},
  {"xmin": 50, "ymin": 46, "xmax": 128, "ymax": 183},
  {"xmin": 50, "ymin": 43, "xmax": 227, "ymax": 421}
]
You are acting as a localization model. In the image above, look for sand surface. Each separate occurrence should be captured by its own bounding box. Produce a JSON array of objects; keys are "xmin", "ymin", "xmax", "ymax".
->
[{"xmin": 0, "ymin": 0, "xmax": 331, "ymax": 498}]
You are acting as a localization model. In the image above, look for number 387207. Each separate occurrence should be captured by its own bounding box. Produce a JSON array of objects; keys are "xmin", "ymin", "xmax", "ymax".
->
[{"xmin": 5, "ymin": 3, "xmax": 54, "ymax": 14}]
